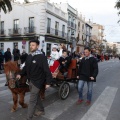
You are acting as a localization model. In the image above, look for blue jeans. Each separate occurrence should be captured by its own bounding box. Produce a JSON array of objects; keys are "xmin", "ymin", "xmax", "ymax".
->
[{"xmin": 78, "ymin": 80, "xmax": 93, "ymax": 101}]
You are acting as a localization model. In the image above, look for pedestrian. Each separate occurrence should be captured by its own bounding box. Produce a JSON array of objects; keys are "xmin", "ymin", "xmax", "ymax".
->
[
  {"xmin": 41, "ymin": 49, "xmax": 45, "ymax": 56},
  {"xmin": 20, "ymin": 50, "xmax": 28, "ymax": 64},
  {"xmin": 12, "ymin": 45, "xmax": 20, "ymax": 61},
  {"xmin": 4, "ymin": 48, "xmax": 12, "ymax": 62},
  {"xmin": 77, "ymin": 47, "xmax": 98, "ymax": 105},
  {"xmin": 58, "ymin": 43, "xmax": 67, "ymax": 57},
  {"xmin": 0, "ymin": 50, "xmax": 4, "ymax": 74},
  {"xmin": 16, "ymin": 40, "xmax": 52, "ymax": 120}
]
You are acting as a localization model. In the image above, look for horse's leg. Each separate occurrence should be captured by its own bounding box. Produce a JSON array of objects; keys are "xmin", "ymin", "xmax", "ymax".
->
[
  {"xmin": 19, "ymin": 92, "xmax": 28, "ymax": 108},
  {"xmin": 11, "ymin": 92, "xmax": 18, "ymax": 112}
]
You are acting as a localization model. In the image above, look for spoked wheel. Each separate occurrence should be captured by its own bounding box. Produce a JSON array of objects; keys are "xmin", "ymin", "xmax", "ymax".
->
[{"xmin": 59, "ymin": 82, "xmax": 70, "ymax": 100}]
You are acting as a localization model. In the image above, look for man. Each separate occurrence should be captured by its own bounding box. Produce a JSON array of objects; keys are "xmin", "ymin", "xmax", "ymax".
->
[
  {"xmin": 16, "ymin": 40, "xmax": 52, "ymax": 120},
  {"xmin": 12, "ymin": 45, "xmax": 20, "ymax": 61},
  {"xmin": 4, "ymin": 48, "xmax": 12, "ymax": 62},
  {"xmin": 20, "ymin": 50, "xmax": 28, "ymax": 64},
  {"xmin": 77, "ymin": 47, "xmax": 98, "ymax": 105}
]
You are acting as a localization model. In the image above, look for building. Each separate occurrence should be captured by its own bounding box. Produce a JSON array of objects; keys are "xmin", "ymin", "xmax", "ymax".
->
[
  {"xmin": 0, "ymin": 0, "xmax": 68, "ymax": 56},
  {"xmin": 85, "ymin": 21, "xmax": 92, "ymax": 47},
  {"xmin": 76, "ymin": 13, "xmax": 86, "ymax": 53},
  {"xmin": 57, "ymin": 2, "xmax": 78, "ymax": 52}
]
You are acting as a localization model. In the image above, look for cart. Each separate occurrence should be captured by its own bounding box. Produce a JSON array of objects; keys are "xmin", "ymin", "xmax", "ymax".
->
[{"xmin": 49, "ymin": 59, "xmax": 78, "ymax": 100}]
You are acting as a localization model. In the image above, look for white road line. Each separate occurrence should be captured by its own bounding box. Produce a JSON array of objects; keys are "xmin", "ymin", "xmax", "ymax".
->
[
  {"xmin": 80, "ymin": 86, "xmax": 118, "ymax": 120},
  {"xmin": 0, "ymin": 83, "xmax": 6, "ymax": 88},
  {"xmin": 43, "ymin": 84, "xmax": 96, "ymax": 120},
  {"xmin": 0, "ymin": 89, "xmax": 11, "ymax": 97},
  {"xmin": 104, "ymin": 68, "xmax": 109, "ymax": 71}
]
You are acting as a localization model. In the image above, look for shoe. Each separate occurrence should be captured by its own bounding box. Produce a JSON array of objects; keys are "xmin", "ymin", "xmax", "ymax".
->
[
  {"xmin": 63, "ymin": 72, "xmax": 68, "ymax": 77},
  {"xmin": 33, "ymin": 111, "xmax": 45, "ymax": 117},
  {"xmin": 85, "ymin": 100, "xmax": 91, "ymax": 106},
  {"xmin": 76, "ymin": 99, "xmax": 83, "ymax": 105}
]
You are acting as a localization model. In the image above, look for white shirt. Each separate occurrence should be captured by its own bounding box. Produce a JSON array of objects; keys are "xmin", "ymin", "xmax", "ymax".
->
[{"xmin": 50, "ymin": 51, "xmax": 59, "ymax": 60}]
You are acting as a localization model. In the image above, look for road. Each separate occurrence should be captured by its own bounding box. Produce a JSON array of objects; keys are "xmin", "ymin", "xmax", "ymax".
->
[{"xmin": 0, "ymin": 59, "xmax": 120, "ymax": 120}]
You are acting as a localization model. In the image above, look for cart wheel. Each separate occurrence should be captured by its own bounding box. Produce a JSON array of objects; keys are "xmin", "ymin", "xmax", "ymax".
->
[{"xmin": 59, "ymin": 82, "xmax": 70, "ymax": 100}]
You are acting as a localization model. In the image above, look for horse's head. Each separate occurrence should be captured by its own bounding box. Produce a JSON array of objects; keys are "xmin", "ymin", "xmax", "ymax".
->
[{"xmin": 4, "ymin": 61, "xmax": 20, "ymax": 88}]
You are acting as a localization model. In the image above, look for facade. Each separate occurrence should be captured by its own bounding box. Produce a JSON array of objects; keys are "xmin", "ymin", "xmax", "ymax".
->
[
  {"xmin": 76, "ymin": 13, "xmax": 86, "ymax": 53},
  {"xmin": 92, "ymin": 23, "xmax": 105, "ymax": 45},
  {"xmin": 85, "ymin": 21, "xmax": 92, "ymax": 47},
  {"xmin": 57, "ymin": 3, "xmax": 78, "ymax": 51},
  {"xmin": 0, "ymin": 0, "xmax": 67, "ymax": 56}
]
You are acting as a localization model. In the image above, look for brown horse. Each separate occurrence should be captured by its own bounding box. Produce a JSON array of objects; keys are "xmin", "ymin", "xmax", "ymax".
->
[{"xmin": 4, "ymin": 61, "xmax": 45, "ymax": 112}]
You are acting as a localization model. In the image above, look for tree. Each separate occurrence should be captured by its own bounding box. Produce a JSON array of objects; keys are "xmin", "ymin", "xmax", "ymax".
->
[
  {"xmin": 0, "ymin": 0, "xmax": 12, "ymax": 13},
  {"xmin": 115, "ymin": 0, "xmax": 120, "ymax": 22}
]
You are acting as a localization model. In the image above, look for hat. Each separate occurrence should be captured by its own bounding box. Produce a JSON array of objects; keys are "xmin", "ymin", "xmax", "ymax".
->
[{"xmin": 52, "ymin": 45, "xmax": 58, "ymax": 49}]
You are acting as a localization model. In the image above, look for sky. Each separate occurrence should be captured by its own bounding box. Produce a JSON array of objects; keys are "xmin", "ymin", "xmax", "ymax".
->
[{"xmin": 19, "ymin": 0, "xmax": 120, "ymax": 42}]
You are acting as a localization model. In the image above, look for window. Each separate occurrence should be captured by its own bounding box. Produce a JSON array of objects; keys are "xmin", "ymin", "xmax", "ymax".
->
[
  {"xmin": 13, "ymin": 42, "xmax": 18, "ymax": 49},
  {"xmin": 14, "ymin": 19, "xmax": 19, "ymax": 33},
  {"xmin": 14, "ymin": 19, "xmax": 19, "ymax": 29},
  {"xmin": 46, "ymin": 43, "xmax": 51, "ymax": 56},
  {"xmin": 62, "ymin": 25, "xmax": 65, "ymax": 37},
  {"xmin": 47, "ymin": 18, "xmax": 51, "ymax": 33},
  {"xmin": 55, "ymin": 22, "xmax": 59, "ymax": 35},
  {"xmin": 0, "ymin": 43, "xmax": 4, "ymax": 49},
  {"xmin": 1, "ymin": 21, "xmax": 4, "ymax": 34},
  {"xmin": 29, "ymin": 17, "xmax": 34, "ymax": 32}
]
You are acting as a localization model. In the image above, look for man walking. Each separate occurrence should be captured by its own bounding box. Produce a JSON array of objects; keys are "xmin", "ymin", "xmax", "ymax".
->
[
  {"xmin": 16, "ymin": 40, "xmax": 52, "ymax": 120},
  {"xmin": 4, "ymin": 48, "xmax": 12, "ymax": 62},
  {"xmin": 77, "ymin": 47, "xmax": 98, "ymax": 105},
  {"xmin": 12, "ymin": 45, "xmax": 20, "ymax": 61}
]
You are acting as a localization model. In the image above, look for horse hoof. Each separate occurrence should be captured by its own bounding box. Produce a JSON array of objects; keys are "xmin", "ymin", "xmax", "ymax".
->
[
  {"xmin": 22, "ymin": 104, "xmax": 28, "ymax": 108},
  {"xmin": 11, "ymin": 108, "xmax": 16, "ymax": 112}
]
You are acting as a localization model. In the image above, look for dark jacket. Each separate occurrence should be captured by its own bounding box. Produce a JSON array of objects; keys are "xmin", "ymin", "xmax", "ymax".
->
[
  {"xmin": 20, "ymin": 53, "xmax": 28, "ymax": 64},
  {"xmin": 4, "ymin": 51, "xmax": 12, "ymax": 62},
  {"xmin": 21, "ymin": 54, "xmax": 52, "ymax": 89},
  {"xmin": 78, "ymin": 57, "xmax": 98, "ymax": 82},
  {"xmin": 59, "ymin": 56, "xmax": 71, "ymax": 68},
  {"xmin": 0, "ymin": 52, "xmax": 4, "ymax": 63},
  {"xmin": 13, "ymin": 48, "xmax": 20, "ymax": 61}
]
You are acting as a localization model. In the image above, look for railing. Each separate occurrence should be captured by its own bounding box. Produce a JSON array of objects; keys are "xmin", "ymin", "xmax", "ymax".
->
[
  {"xmin": 46, "ymin": 27, "xmax": 67, "ymax": 38},
  {"xmin": 24, "ymin": 27, "xmax": 36, "ymax": 34},
  {"xmin": 9, "ymin": 28, "xmax": 21, "ymax": 35},
  {"xmin": 0, "ymin": 30, "xmax": 6, "ymax": 36},
  {"xmin": 68, "ymin": 21, "xmax": 76, "ymax": 29}
]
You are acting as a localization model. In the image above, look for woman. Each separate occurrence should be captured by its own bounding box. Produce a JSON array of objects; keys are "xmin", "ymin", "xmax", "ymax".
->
[{"xmin": 58, "ymin": 43, "xmax": 67, "ymax": 57}]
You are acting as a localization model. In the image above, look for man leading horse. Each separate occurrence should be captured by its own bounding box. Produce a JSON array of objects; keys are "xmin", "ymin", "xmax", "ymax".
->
[{"xmin": 16, "ymin": 40, "xmax": 52, "ymax": 120}]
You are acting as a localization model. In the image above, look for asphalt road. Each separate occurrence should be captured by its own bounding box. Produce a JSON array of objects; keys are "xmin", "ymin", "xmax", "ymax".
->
[{"xmin": 0, "ymin": 59, "xmax": 120, "ymax": 120}]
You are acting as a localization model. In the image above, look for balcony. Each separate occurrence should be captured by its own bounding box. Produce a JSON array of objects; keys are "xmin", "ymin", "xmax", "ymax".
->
[
  {"xmin": 9, "ymin": 28, "xmax": 21, "ymax": 36},
  {"xmin": 0, "ymin": 30, "xmax": 6, "ymax": 36},
  {"xmin": 24, "ymin": 27, "xmax": 36, "ymax": 35},
  {"xmin": 68, "ymin": 21, "xmax": 76, "ymax": 29},
  {"xmin": 46, "ymin": 27, "xmax": 67, "ymax": 39}
]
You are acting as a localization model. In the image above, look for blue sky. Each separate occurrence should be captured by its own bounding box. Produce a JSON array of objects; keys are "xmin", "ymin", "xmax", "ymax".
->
[{"xmin": 20, "ymin": 0, "xmax": 120, "ymax": 42}]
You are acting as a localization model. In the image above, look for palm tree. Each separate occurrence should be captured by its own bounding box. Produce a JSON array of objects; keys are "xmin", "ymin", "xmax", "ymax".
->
[
  {"xmin": 0, "ymin": 0, "xmax": 12, "ymax": 13},
  {"xmin": 115, "ymin": 0, "xmax": 120, "ymax": 22}
]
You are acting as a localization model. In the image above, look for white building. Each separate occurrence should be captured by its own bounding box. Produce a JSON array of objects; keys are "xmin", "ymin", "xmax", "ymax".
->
[
  {"xmin": 76, "ymin": 13, "xmax": 86, "ymax": 52},
  {"xmin": 56, "ymin": 3, "xmax": 78, "ymax": 51},
  {"xmin": 0, "ymin": 0, "xmax": 68, "ymax": 56}
]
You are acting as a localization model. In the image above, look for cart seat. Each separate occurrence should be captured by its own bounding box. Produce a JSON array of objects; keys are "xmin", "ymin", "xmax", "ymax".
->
[{"xmin": 56, "ymin": 59, "xmax": 77, "ymax": 80}]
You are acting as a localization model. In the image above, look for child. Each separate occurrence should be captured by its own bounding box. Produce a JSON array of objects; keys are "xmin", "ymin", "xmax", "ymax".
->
[
  {"xmin": 49, "ymin": 45, "xmax": 59, "ymax": 66},
  {"xmin": 59, "ymin": 50, "xmax": 71, "ymax": 77}
]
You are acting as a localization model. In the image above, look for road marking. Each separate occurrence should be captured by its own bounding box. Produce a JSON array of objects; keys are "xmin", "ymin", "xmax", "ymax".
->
[
  {"xmin": 43, "ymin": 84, "xmax": 96, "ymax": 120},
  {"xmin": 81, "ymin": 86, "xmax": 118, "ymax": 120},
  {"xmin": 104, "ymin": 68, "xmax": 109, "ymax": 71}
]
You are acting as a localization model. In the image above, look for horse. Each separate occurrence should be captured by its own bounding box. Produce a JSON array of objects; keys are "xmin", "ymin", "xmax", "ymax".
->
[{"xmin": 4, "ymin": 61, "xmax": 45, "ymax": 112}]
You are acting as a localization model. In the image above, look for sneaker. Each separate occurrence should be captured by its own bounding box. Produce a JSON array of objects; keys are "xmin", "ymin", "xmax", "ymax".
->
[
  {"xmin": 76, "ymin": 99, "xmax": 83, "ymax": 105},
  {"xmin": 85, "ymin": 100, "xmax": 91, "ymax": 106},
  {"xmin": 33, "ymin": 111, "xmax": 45, "ymax": 117}
]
